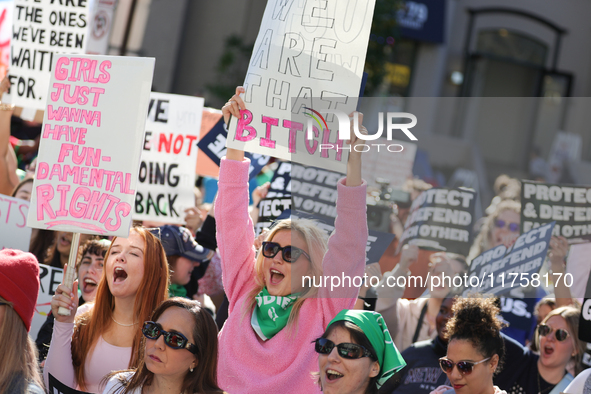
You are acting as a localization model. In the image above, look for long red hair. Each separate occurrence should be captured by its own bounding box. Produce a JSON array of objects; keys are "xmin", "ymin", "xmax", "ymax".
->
[{"xmin": 71, "ymin": 227, "xmax": 169, "ymax": 390}]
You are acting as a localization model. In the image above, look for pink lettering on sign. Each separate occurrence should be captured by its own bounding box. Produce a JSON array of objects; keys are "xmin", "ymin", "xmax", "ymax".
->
[
  {"xmin": 260, "ymin": 116, "xmax": 278, "ymax": 148},
  {"xmin": 306, "ymin": 125, "xmax": 319, "ymax": 154},
  {"xmin": 54, "ymin": 57, "xmax": 112, "ymax": 84},
  {"xmin": 282, "ymin": 120, "xmax": 303, "ymax": 153},
  {"xmin": 235, "ymin": 110, "xmax": 257, "ymax": 142}
]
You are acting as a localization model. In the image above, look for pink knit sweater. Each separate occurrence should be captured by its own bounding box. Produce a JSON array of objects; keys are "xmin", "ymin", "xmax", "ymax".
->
[{"xmin": 215, "ymin": 158, "xmax": 368, "ymax": 393}]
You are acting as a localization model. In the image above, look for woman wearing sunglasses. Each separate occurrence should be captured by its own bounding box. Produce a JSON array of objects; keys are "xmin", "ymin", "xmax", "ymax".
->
[
  {"xmin": 216, "ymin": 87, "xmax": 369, "ymax": 393},
  {"xmin": 45, "ymin": 227, "xmax": 170, "ymax": 392},
  {"xmin": 430, "ymin": 297, "xmax": 507, "ymax": 394},
  {"xmin": 102, "ymin": 298, "xmax": 223, "ymax": 394},
  {"xmin": 499, "ymin": 305, "xmax": 583, "ymax": 394},
  {"xmin": 314, "ymin": 309, "xmax": 406, "ymax": 394}
]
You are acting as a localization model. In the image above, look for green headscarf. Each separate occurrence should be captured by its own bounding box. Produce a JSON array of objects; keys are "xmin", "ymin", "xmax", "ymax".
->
[{"xmin": 327, "ymin": 309, "xmax": 406, "ymax": 388}]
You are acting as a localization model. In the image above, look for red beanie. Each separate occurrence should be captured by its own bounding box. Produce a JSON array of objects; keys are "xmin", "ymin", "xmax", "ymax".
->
[{"xmin": 0, "ymin": 249, "xmax": 39, "ymax": 332}]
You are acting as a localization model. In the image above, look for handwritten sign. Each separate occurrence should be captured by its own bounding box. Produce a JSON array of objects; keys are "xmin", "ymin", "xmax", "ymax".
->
[
  {"xmin": 226, "ymin": 0, "xmax": 376, "ymax": 172},
  {"xmin": 135, "ymin": 93, "xmax": 204, "ymax": 223},
  {"xmin": 30, "ymin": 263, "xmax": 63, "ymax": 340},
  {"xmin": 27, "ymin": 54, "xmax": 154, "ymax": 237},
  {"xmin": 0, "ymin": 195, "xmax": 31, "ymax": 251},
  {"xmin": 6, "ymin": 0, "xmax": 90, "ymax": 109}
]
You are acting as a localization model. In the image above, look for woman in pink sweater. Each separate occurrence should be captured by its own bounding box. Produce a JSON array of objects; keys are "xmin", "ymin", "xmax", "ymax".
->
[{"xmin": 215, "ymin": 87, "xmax": 368, "ymax": 393}]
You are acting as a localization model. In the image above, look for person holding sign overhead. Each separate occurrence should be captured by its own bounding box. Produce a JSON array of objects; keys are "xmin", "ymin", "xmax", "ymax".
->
[
  {"xmin": 214, "ymin": 87, "xmax": 369, "ymax": 393},
  {"xmin": 44, "ymin": 227, "xmax": 170, "ymax": 392},
  {"xmin": 102, "ymin": 298, "xmax": 224, "ymax": 394}
]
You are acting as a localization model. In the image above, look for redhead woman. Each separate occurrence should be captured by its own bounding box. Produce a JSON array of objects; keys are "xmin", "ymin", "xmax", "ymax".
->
[
  {"xmin": 102, "ymin": 298, "xmax": 224, "ymax": 394},
  {"xmin": 215, "ymin": 87, "xmax": 369, "ymax": 393},
  {"xmin": 45, "ymin": 227, "xmax": 169, "ymax": 392}
]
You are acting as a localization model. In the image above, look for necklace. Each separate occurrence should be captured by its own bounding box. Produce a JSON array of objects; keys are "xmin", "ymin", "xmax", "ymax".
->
[
  {"xmin": 537, "ymin": 371, "xmax": 555, "ymax": 394},
  {"xmin": 111, "ymin": 315, "xmax": 138, "ymax": 327}
]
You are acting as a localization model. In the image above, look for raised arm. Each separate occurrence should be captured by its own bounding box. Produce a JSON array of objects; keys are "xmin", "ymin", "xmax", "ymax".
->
[
  {"xmin": 548, "ymin": 236, "xmax": 573, "ymax": 307},
  {"xmin": 215, "ymin": 86, "xmax": 257, "ymax": 306},
  {"xmin": 0, "ymin": 76, "xmax": 17, "ymax": 195},
  {"xmin": 318, "ymin": 112, "xmax": 368, "ymax": 312}
]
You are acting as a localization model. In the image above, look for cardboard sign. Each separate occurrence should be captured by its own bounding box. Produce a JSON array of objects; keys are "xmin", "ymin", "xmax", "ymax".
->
[
  {"xmin": 134, "ymin": 93, "xmax": 204, "ymax": 224},
  {"xmin": 226, "ymin": 0, "xmax": 376, "ymax": 172},
  {"xmin": 0, "ymin": 0, "xmax": 11, "ymax": 79},
  {"xmin": 466, "ymin": 222, "xmax": 555, "ymax": 296},
  {"xmin": 49, "ymin": 373, "xmax": 92, "ymax": 394},
  {"xmin": 522, "ymin": 180, "xmax": 591, "ymax": 242},
  {"xmin": 197, "ymin": 118, "xmax": 270, "ymax": 180},
  {"xmin": 398, "ymin": 188, "xmax": 476, "ymax": 255},
  {"xmin": 27, "ymin": 55, "xmax": 154, "ymax": 237},
  {"xmin": 31, "ymin": 263, "xmax": 63, "ymax": 340},
  {"xmin": 0, "ymin": 195, "xmax": 31, "ymax": 251},
  {"xmin": 6, "ymin": 0, "xmax": 90, "ymax": 109}
]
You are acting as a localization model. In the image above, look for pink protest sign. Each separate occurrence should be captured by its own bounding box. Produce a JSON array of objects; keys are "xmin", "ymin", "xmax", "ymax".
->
[{"xmin": 27, "ymin": 55, "xmax": 155, "ymax": 237}]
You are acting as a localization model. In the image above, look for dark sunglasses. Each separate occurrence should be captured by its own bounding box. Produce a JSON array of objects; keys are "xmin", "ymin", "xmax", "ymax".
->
[
  {"xmin": 261, "ymin": 241, "xmax": 311, "ymax": 263},
  {"xmin": 494, "ymin": 219, "xmax": 519, "ymax": 232},
  {"xmin": 142, "ymin": 321, "xmax": 197, "ymax": 354},
  {"xmin": 538, "ymin": 324, "xmax": 570, "ymax": 342},
  {"xmin": 439, "ymin": 357, "xmax": 491, "ymax": 375},
  {"xmin": 314, "ymin": 338, "xmax": 376, "ymax": 360}
]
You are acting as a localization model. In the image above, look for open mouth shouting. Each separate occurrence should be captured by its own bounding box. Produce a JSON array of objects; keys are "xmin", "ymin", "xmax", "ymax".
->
[
  {"xmin": 542, "ymin": 344, "xmax": 554, "ymax": 358},
  {"xmin": 325, "ymin": 368, "xmax": 344, "ymax": 382},
  {"xmin": 113, "ymin": 267, "xmax": 128, "ymax": 283},
  {"xmin": 82, "ymin": 277, "xmax": 98, "ymax": 294},
  {"xmin": 269, "ymin": 268, "xmax": 285, "ymax": 286}
]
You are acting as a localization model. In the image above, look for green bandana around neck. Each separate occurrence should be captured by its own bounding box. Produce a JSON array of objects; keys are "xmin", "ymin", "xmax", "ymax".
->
[
  {"xmin": 169, "ymin": 284, "xmax": 188, "ymax": 298},
  {"xmin": 328, "ymin": 309, "xmax": 406, "ymax": 388},
  {"xmin": 251, "ymin": 287, "xmax": 298, "ymax": 341}
]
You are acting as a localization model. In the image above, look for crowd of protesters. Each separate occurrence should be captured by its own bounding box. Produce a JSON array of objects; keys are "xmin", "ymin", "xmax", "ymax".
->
[{"xmin": 1, "ymin": 81, "xmax": 591, "ymax": 394}]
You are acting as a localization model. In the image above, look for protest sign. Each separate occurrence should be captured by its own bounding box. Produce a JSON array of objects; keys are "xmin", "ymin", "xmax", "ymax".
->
[
  {"xmin": 500, "ymin": 296, "xmax": 538, "ymax": 331},
  {"xmin": 565, "ymin": 242, "xmax": 591, "ymax": 299},
  {"xmin": 0, "ymin": 195, "xmax": 31, "ymax": 251},
  {"xmin": 361, "ymin": 139, "xmax": 417, "ymax": 188},
  {"xmin": 134, "ymin": 93, "xmax": 204, "ymax": 224},
  {"xmin": 86, "ymin": 0, "xmax": 115, "ymax": 55},
  {"xmin": 49, "ymin": 373, "xmax": 92, "ymax": 394},
  {"xmin": 254, "ymin": 195, "xmax": 292, "ymax": 236},
  {"xmin": 27, "ymin": 55, "xmax": 154, "ymax": 237},
  {"xmin": 226, "ymin": 0, "xmax": 376, "ymax": 172},
  {"xmin": 196, "ymin": 109, "xmax": 224, "ymax": 178},
  {"xmin": 0, "ymin": 0, "xmax": 11, "ymax": 78},
  {"xmin": 522, "ymin": 180, "xmax": 591, "ymax": 242},
  {"xmin": 465, "ymin": 222, "xmax": 555, "ymax": 296},
  {"xmin": 579, "ymin": 270, "xmax": 591, "ymax": 343},
  {"xmin": 197, "ymin": 117, "xmax": 270, "ymax": 180},
  {"xmin": 6, "ymin": 0, "xmax": 90, "ymax": 109},
  {"xmin": 398, "ymin": 187, "xmax": 476, "ymax": 255},
  {"xmin": 30, "ymin": 263, "xmax": 63, "ymax": 339}
]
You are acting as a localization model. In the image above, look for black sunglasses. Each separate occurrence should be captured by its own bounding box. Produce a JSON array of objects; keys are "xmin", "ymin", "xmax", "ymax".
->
[
  {"xmin": 314, "ymin": 338, "xmax": 376, "ymax": 360},
  {"xmin": 142, "ymin": 321, "xmax": 198, "ymax": 354},
  {"xmin": 538, "ymin": 324, "xmax": 570, "ymax": 342},
  {"xmin": 439, "ymin": 357, "xmax": 491, "ymax": 375},
  {"xmin": 261, "ymin": 241, "xmax": 311, "ymax": 263},
  {"xmin": 494, "ymin": 219, "xmax": 519, "ymax": 232}
]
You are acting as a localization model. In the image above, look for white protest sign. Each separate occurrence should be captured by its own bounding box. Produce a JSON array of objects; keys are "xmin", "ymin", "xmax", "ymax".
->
[
  {"xmin": 86, "ymin": 0, "xmax": 115, "ymax": 55},
  {"xmin": 361, "ymin": 139, "xmax": 417, "ymax": 188},
  {"xmin": 0, "ymin": 195, "xmax": 31, "ymax": 251},
  {"xmin": 134, "ymin": 93, "xmax": 204, "ymax": 224},
  {"xmin": 6, "ymin": 0, "xmax": 90, "ymax": 109},
  {"xmin": 31, "ymin": 263, "xmax": 63, "ymax": 340},
  {"xmin": 28, "ymin": 54, "xmax": 154, "ymax": 237},
  {"xmin": 227, "ymin": 0, "xmax": 376, "ymax": 172}
]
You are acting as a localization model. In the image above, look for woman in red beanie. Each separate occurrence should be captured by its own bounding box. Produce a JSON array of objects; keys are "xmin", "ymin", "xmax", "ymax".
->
[
  {"xmin": 0, "ymin": 249, "xmax": 45, "ymax": 394},
  {"xmin": 45, "ymin": 227, "xmax": 169, "ymax": 393}
]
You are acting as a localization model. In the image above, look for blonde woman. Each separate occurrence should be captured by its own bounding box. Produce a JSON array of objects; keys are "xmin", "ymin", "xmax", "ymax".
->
[{"xmin": 215, "ymin": 87, "xmax": 369, "ymax": 393}]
